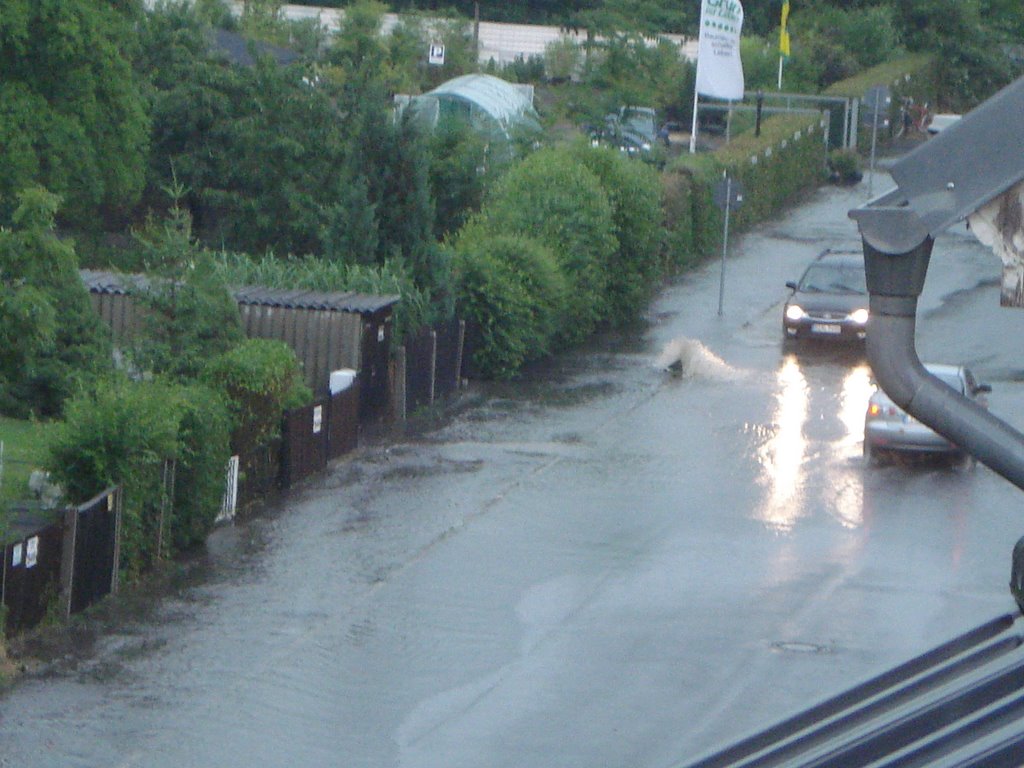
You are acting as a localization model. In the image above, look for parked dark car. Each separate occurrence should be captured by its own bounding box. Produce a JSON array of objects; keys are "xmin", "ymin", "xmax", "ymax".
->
[{"xmin": 783, "ymin": 250, "xmax": 869, "ymax": 343}]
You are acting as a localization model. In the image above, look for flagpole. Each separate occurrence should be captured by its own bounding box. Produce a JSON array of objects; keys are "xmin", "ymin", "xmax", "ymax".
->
[
  {"xmin": 777, "ymin": 56, "xmax": 784, "ymax": 90},
  {"xmin": 689, "ymin": 88, "xmax": 700, "ymax": 154},
  {"xmin": 690, "ymin": 1, "xmax": 706, "ymax": 155}
]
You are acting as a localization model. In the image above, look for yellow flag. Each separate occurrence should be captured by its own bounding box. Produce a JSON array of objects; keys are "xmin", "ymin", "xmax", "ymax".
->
[{"xmin": 779, "ymin": 0, "xmax": 791, "ymax": 58}]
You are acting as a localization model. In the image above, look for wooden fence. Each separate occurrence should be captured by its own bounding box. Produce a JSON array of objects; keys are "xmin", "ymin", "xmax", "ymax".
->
[
  {"xmin": 2, "ymin": 487, "xmax": 121, "ymax": 638},
  {"xmin": 405, "ymin": 319, "xmax": 465, "ymax": 414}
]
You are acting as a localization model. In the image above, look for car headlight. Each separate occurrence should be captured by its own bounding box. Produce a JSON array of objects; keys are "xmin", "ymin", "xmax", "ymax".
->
[
  {"xmin": 785, "ymin": 304, "xmax": 805, "ymax": 321},
  {"xmin": 850, "ymin": 308, "xmax": 869, "ymax": 324}
]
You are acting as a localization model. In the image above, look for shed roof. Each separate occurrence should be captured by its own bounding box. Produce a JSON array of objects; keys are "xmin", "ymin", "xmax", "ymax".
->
[
  {"xmin": 232, "ymin": 285, "xmax": 399, "ymax": 314},
  {"xmin": 80, "ymin": 270, "xmax": 399, "ymax": 314}
]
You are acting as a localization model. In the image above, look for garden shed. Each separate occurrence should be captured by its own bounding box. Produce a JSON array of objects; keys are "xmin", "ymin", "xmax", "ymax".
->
[{"xmin": 79, "ymin": 270, "xmax": 399, "ymax": 422}]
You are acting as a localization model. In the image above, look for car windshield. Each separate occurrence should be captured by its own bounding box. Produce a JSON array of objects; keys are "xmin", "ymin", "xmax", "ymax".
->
[{"xmin": 799, "ymin": 263, "xmax": 867, "ymax": 294}]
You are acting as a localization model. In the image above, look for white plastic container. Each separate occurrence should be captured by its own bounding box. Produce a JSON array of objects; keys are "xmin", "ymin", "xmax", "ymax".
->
[{"xmin": 329, "ymin": 368, "xmax": 357, "ymax": 394}]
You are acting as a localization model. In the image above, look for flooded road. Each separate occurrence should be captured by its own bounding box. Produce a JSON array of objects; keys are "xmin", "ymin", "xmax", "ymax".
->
[{"xmin": 3, "ymin": 177, "xmax": 1024, "ymax": 767}]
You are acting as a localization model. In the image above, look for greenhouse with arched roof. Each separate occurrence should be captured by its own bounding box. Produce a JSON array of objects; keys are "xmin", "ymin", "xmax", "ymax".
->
[{"xmin": 402, "ymin": 73, "xmax": 541, "ymax": 148}]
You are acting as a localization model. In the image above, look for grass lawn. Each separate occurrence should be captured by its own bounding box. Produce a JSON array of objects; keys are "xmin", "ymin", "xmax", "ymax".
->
[{"xmin": 0, "ymin": 416, "xmax": 57, "ymax": 506}]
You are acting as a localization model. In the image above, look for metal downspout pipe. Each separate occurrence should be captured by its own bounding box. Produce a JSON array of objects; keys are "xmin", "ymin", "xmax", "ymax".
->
[{"xmin": 854, "ymin": 206, "xmax": 1024, "ymax": 492}]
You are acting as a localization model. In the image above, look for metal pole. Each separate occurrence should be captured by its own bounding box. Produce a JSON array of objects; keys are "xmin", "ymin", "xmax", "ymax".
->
[
  {"xmin": 718, "ymin": 174, "xmax": 731, "ymax": 316},
  {"xmin": 868, "ymin": 90, "xmax": 880, "ymax": 198},
  {"xmin": 689, "ymin": 88, "xmax": 700, "ymax": 154},
  {"xmin": 473, "ymin": 2, "xmax": 480, "ymax": 63}
]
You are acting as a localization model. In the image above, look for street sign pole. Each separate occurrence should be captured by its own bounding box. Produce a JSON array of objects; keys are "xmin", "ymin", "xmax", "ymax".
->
[
  {"xmin": 718, "ymin": 175, "xmax": 731, "ymax": 316},
  {"xmin": 712, "ymin": 173, "xmax": 744, "ymax": 316}
]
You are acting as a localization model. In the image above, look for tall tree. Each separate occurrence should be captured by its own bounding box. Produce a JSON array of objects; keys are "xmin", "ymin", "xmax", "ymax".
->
[
  {"xmin": 0, "ymin": 0, "xmax": 149, "ymax": 226},
  {"xmin": 0, "ymin": 188, "xmax": 112, "ymax": 417}
]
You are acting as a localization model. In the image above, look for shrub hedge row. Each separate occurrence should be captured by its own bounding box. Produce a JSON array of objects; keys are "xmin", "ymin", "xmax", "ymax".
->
[{"xmin": 46, "ymin": 338, "xmax": 310, "ymax": 578}]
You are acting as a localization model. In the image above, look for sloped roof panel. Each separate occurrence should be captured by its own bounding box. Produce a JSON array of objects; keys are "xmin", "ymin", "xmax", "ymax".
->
[
  {"xmin": 421, "ymin": 73, "xmax": 541, "ymax": 135},
  {"xmin": 80, "ymin": 270, "xmax": 398, "ymax": 314}
]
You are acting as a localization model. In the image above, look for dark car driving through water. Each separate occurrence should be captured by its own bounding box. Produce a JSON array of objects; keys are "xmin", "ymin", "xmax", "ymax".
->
[{"xmin": 783, "ymin": 249, "xmax": 869, "ymax": 343}]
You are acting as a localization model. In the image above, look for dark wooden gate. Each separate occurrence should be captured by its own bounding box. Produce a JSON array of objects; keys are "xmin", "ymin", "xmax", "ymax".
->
[
  {"xmin": 280, "ymin": 399, "xmax": 329, "ymax": 488},
  {"xmin": 2, "ymin": 518, "xmax": 63, "ymax": 637},
  {"xmin": 327, "ymin": 382, "xmax": 360, "ymax": 460},
  {"xmin": 67, "ymin": 488, "xmax": 121, "ymax": 615}
]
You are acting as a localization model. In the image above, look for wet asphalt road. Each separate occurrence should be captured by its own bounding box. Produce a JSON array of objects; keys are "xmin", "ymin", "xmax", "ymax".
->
[{"xmin": 3, "ymin": 173, "xmax": 1024, "ymax": 768}]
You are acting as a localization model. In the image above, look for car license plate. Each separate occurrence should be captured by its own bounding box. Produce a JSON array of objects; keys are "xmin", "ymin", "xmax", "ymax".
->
[{"xmin": 811, "ymin": 323, "xmax": 842, "ymax": 335}]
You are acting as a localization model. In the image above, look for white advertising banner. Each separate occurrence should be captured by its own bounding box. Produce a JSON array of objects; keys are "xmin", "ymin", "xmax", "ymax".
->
[{"xmin": 695, "ymin": 0, "xmax": 745, "ymax": 100}]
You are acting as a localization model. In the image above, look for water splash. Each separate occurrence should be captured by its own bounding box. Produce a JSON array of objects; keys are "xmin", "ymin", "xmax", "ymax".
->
[{"xmin": 654, "ymin": 337, "xmax": 746, "ymax": 381}]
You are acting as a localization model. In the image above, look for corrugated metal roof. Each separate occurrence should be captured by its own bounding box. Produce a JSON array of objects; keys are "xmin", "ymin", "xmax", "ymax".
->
[
  {"xmin": 683, "ymin": 612, "xmax": 1024, "ymax": 768},
  {"xmin": 79, "ymin": 269, "xmax": 147, "ymax": 294},
  {"xmin": 80, "ymin": 270, "xmax": 399, "ymax": 314},
  {"xmin": 232, "ymin": 285, "xmax": 399, "ymax": 313}
]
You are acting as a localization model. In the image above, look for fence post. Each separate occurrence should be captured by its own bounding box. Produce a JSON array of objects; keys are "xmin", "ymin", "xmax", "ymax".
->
[
  {"xmin": 393, "ymin": 346, "xmax": 407, "ymax": 422},
  {"xmin": 455, "ymin": 319, "xmax": 466, "ymax": 386},
  {"xmin": 59, "ymin": 505, "xmax": 78, "ymax": 620},
  {"xmin": 429, "ymin": 330, "xmax": 438, "ymax": 405},
  {"xmin": 156, "ymin": 459, "xmax": 175, "ymax": 562},
  {"xmin": 111, "ymin": 487, "xmax": 122, "ymax": 596},
  {"xmin": 218, "ymin": 455, "xmax": 239, "ymax": 524}
]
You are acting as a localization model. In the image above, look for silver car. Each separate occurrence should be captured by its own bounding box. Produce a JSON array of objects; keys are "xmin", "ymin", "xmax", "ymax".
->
[{"xmin": 863, "ymin": 363, "xmax": 991, "ymax": 463}]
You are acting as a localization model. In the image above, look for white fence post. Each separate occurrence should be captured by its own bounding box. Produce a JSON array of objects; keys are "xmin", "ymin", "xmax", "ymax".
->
[{"xmin": 218, "ymin": 455, "xmax": 239, "ymax": 524}]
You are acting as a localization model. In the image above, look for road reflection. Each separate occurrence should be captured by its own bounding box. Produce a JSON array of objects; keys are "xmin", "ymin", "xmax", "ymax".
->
[
  {"xmin": 756, "ymin": 357, "xmax": 874, "ymax": 532},
  {"xmin": 757, "ymin": 355, "xmax": 809, "ymax": 532},
  {"xmin": 830, "ymin": 364, "xmax": 874, "ymax": 528}
]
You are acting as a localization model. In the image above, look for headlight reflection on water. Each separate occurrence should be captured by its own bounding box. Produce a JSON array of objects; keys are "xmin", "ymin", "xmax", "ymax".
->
[
  {"xmin": 757, "ymin": 360, "xmax": 874, "ymax": 532},
  {"xmin": 757, "ymin": 356, "xmax": 809, "ymax": 532}
]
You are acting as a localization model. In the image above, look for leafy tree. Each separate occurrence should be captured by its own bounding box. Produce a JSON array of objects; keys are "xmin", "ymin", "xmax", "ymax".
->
[
  {"xmin": 388, "ymin": 11, "xmax": 476, "ymax": 92},
  {"xmin": 481, "ymin": 146, "xmax": 617, "ymax": 343},
  {"xmin": 428, "ymin": 117, "xmax": 492, "ymax": 240},
  {"xmin": 321, "ymin": 172, "xmax": 380, "ymax": 266},
  {"xmin": 891, "ymin": 0, "xmax": 1018, "ymax": 109},
  {"xmin": 0, "ymin": 188, "xmax": 111, "ymax": 418},
  {"xmin": 0, "ymin": 0, "xmax": 149, "ymax": 226},
  {"xmin": 129, "ymin": 195, "xmax": 244, "ymax": 381}
]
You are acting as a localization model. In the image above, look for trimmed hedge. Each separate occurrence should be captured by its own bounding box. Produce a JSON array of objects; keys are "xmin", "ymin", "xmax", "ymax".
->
[
  {"xmin": 452, "ymin": 228, "xmax": 568, "ymax": 379},
  {"xmin": 666, "ymin": 113, "xmax": 830, "ymax": 261},
  {"xmin": 481, "ymin": 147, "xmax": 618, "ymax": 345},
  {"xmin": 567, "ymin": 141, "xmax": 664, "ymax": 327}
]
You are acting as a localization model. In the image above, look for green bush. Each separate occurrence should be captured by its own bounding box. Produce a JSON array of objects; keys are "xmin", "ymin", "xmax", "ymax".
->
[
  {"xmin": 828, "ymin": 149, "xmax": 863, "ymax": 184},
  {"xmin": 660, "ymin": 169, "xmax": 697, "ymax": 272},
  {"xmin": 201, "ymin": 339, "xmax": 312, "ymax": 452},
  {"xmin": 169, "ymin": 383, "xmax": 232, "ymax": 551},
  {"xmin": 452, "ymin": 225, "xmax": 567, "ymax": 378},
  {"xmin": 481, "ymin": 147, "xmax": 618, "ymax": 344},
  {"xmin": 47, "ymin": 377, "xmax": 231, "ymax": 578},
  {"xmin": 567, "ymin": 141, "xmax": 664, "ymax": 326},
  {"xmin": 0, "ymin": 188, "xmax": 112, "ymax": 418}
]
